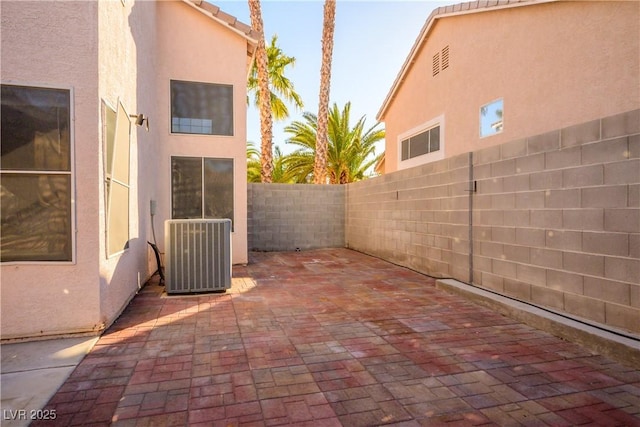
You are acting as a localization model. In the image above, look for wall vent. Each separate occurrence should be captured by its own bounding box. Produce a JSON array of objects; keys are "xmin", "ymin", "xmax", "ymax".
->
[
  {"xmin": 442, "ymin": 46, "xmax": 450, "ymax": 70},
  {"xmin": 165, "ymin": 219, "xmax": 231, "ymax": 294},
  {"xmin": 432, "ymin": 52, "xmax": 440, "ymax": 76}
]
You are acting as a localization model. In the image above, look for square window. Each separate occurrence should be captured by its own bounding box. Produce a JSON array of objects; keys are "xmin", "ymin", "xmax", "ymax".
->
[
  {"xmin": 1, "ymin": 84, "xmax": 73, "ymax": 262},
  {"xmin": 480, "ymin": 99, "xmax": 504, "ymax": 138},
  {"xmin": 171, "ymin": 80, "xmax": 233, "ymax": 136}
]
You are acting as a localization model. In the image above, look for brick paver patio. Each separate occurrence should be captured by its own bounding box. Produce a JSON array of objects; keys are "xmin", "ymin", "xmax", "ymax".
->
[{"xmin": 36, "ymin": 248, "xmax": 640, "ymax": 426}]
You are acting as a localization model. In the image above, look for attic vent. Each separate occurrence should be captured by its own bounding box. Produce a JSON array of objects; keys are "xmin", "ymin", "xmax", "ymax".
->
[
  {"xmin": 442, "ymin": 46, "xmax": 449, "ymax": 70},
  {"xmin": 432, "ymin": 52, "xmax": 440, "ymax": 76}
]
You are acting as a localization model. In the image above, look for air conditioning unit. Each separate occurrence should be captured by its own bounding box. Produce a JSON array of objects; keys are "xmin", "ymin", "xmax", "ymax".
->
[{"xmin": 165, "ymin": 219, "xmax": 231, "ymax": 294}]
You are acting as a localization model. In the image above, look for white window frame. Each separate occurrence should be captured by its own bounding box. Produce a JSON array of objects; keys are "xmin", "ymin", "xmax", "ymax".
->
[
  {"xmin": 397, "ymin": 114, "xmax": 445, "ymax": 170},
  {"xmin": 103, "ymin": 99, "xmax": 131, "ymax": 258},
  {"xmin": 0, "ymin": 81, "xmax": 76, "ymax": 265}
]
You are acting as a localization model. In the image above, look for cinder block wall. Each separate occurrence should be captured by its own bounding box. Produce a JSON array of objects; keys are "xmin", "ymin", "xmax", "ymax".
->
[
  {"xmin": 248, "ymin": 183, "xmax": 345, "ymax": 251},
  {"xmin": 346, "ymin": 153, "xmax": 472, "ymax": 283},
  {"xmin": 472, "ymin": 109, "xmax": 639, "ymax": 333},
  {"xmin": 346, "ymin": 109, "xmax": 640, "ymax": 333}
]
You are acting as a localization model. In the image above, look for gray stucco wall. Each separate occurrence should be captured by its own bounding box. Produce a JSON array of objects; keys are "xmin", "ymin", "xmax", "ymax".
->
[{"xmin": 248, "ymin": 183, "xmax": 345, "ymax": 251}]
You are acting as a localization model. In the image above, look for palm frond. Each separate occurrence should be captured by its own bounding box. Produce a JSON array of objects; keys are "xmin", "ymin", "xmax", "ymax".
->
[{"xmin": 283, "ymin": 102, "xmax": 385, "ymax": 184}]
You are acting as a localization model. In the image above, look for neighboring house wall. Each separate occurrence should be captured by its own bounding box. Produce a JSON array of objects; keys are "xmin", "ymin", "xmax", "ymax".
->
[
  {"xmin": 248, "ymin": 184, "xmax": 345, "ymax": 251},
  {"xmin": 155, "ymin": 1, "xmax": 249, "ymax": 265},
  {"xmin": 1, "ymin": 1, "xmax": 103, "ymax": 338},
  {"xmin": 346, "ymin": 109, "xmax": 640, "ymax": 334},
  {"xmin": 382, "ymin": 1, "xmax": 640, "ymax": 173}
]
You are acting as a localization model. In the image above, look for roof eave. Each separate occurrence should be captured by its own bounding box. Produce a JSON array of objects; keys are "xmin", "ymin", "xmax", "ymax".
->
[{"xmin": 181, "ymin": 0, "xmax": 259, "ymax": 55}]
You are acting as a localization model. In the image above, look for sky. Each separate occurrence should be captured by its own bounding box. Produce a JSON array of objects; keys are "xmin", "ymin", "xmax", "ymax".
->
[{"xmin": 216, "ymin": 0, "xmax": 458, "ymax": 155}]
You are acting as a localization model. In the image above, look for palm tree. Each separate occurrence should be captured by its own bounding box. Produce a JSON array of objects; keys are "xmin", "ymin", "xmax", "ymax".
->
[
  {"xmin": 285, "ymin": 102, "xmax": 385, "ymax": 184},
  {"xmin": 247, "ymin": 142, "xmax": 295, "ymax": 184},
  {"xmin": 247, "ymin": 35, "xmax": 304, "ymax": 121},
  {"xmin": 313, "ymin": 0, "xmax": 336, "ymax": 184},
  {"xmin": 246, "ymin": 142, "xmax": 262, "ymax": 183},
  {"xmin": 248, "ymin": 0, "xmax": 273, "ymax": 183}
]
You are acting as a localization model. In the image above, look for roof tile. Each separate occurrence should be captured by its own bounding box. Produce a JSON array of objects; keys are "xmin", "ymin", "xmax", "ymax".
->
[
  {"xmin": 198, "ymin": 1, "xmax": 219, "ymax": 14},
  {"xmin": 183, "ymin": 0, "xmax": 260, "ymax": 41}
]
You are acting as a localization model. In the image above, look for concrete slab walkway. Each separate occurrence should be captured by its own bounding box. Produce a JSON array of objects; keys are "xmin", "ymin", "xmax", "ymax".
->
[
  {"xmin": 1, "ymin": 337, "xmax": 98, "ymax": 427},
  {"xmin": 29, "ymin": 249, "xmax": 640, "ymax": 425}
]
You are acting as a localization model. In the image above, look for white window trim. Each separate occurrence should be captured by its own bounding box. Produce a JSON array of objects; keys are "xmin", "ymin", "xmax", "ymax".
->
[
  {"xmin": 397, "ymin": 114, "xmax": 445, "ymax": 170},
  {"xmin": 104, "ymin": 99, "xmax": 131, "ymax": 259},
  {"xmin": 0, "ymin": 81, "xmax": 76, "ymax": 265}
]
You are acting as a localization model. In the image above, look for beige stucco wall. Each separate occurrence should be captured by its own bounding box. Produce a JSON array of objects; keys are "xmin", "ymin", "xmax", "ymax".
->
[
  {"xmin": 154, "ymin": 1, "xmax": 249, "ymax": 265},
  {"xmin": 1, "ymin": 0, "xmax": 250, "ymax": 339},
  {"xmin": 383, "ymin": 1, "xmax": 640, "ymax": 173},
  {"xmin": 97, "ymin": 0, "xmax": 158, "ymax": 329},
  {"xmin": 1, "ymin": 1, "xmax": 103, "ymax": 338}
]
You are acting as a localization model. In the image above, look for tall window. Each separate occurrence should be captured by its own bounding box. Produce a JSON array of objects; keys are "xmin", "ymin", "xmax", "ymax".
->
[
  {"xmin": 401, "ymin": 125, "xmax": 440, "ymax": 161},
  {"xmin": 170, "ymin": 80, "xmax": 233, "ymax": 136},
  {"xmin": 171, "ymin": 157, "xmax": 234, "ymax": 227},
  {"xmin": 103, "ymin": 101, "xmax": 131, "ymax": 256},
  {"xmin": 1, "ymin": 84, "xmax": 72, "ymax": 262}
]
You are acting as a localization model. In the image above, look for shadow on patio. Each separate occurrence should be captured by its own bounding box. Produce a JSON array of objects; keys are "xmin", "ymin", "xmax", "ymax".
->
[{"xmin": 34, "ymin": 248, "xmax": 640, "ymax": 426}]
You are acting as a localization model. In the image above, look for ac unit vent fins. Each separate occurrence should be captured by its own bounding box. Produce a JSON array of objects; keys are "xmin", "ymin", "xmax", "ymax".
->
[{"xmin": 165, "ymin": 219, "xmax": 232, "ymax": 294}]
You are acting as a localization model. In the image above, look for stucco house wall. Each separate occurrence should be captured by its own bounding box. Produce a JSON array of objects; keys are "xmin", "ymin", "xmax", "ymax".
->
[
  {"xmin": 155, "ymin": 1, "xmax": 250, "ymax": 265},
  {"xmin": 1, "ymin": 0, "xmax": 254, "ymax": 340},
  {"xmin": 1, "ymin": 1, "xmax": 103, "ymax": 338},
  {"xmin": 381, "ymin": 1, "xmax": 640, "ymax": 173},
  {"xmin": 94, "ymin": 2, "xmax": 156, "ymax": 336}
]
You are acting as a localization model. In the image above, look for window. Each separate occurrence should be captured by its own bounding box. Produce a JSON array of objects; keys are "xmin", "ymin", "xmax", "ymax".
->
[
  {"xmin": 398, "ymin": 116, "xmax": 445, "ymax": 170},
  {"xmin": 401, "ymin": 125, "xmax": 440, "ymax": 161},
  {"xmin": 1, "ymin": 84, "xmax": 72, "ymax": 262},
  {"xmin": 480, "ymin": 98, "xmax": 504, "ymax": 138},
  {"xmin": 170, "ymin": 80, "xmax": 233, "ymax": 136},
  {"xmin": 171, "ymin": 157, "xmax": 234, "ymax": 227},
  {"xmin": 103, "ymin": 100, "xmax": 131, "ymax": 256}
]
